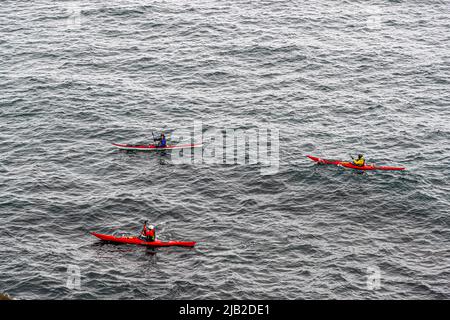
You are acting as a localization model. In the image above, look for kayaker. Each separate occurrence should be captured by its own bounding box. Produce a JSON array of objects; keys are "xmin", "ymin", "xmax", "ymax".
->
[
  {"xmin": 352, "ymin": 154, "xmax": 365, "ymax": 167},
  {"xmin": 140, "ymin": 221, "xmax": 156, "ymax": 242},
  {"xmin": 153, "ymin": 133, "xmax": 167, "ymax": 148},
  {"xmin": 159, "ymin": 133, "xmax": 167, "ymax": 147}
]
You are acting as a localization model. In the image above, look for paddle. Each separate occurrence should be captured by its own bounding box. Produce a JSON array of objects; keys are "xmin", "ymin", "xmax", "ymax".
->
[
  {"xmin": 339, "ymin": 154, "xmax": 354, "ymax": 165},
  {"xmin": 152, "ymin": 131, "xmax": 164, "ymax": 147}
]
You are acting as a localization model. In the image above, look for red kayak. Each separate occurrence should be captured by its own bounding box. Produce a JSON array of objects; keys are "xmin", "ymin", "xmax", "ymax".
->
[
  {"xmin": 112, "ymin": 143, "xmax": 203, "ymax": 151},
  {"xmin": 307, "ymin": 155, "xmax": 406, "ymax": 171},
  {"xmin": 91, "ymin": 232, "xmax": 196, "ymax": 247}
]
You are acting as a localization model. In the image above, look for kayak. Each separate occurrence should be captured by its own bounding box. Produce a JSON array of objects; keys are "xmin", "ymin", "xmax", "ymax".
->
[
  {"xmin": 307, "ymin": 155, "xmax": 406, "ymax": 171},
  {"xmin": 112, "ymin": 143, "xmax": 203, "ymax": 151},
  {"xmin": 91, "ymin": 232, "xmax": 196, "ymax": 247}
]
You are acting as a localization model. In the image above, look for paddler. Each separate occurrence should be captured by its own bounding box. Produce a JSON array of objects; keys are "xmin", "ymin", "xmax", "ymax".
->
[
  {"xmin": 352, "ymin": 154, "xmax": 365, "ymax": 167},
  {"xmin": 140, "ymin": 221, "xmax": 156, "ymax": 242},
  {"xmin": 159, "ymin": 133, "xmax": 167, "ymax": 147},
  {"xmin": 153, "ymin": 132, "xmax": 167, "ymax": 148}
]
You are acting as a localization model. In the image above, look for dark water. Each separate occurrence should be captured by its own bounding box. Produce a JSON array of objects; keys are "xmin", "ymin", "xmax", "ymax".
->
[{"xmin": 1, "ymin": 0, "xmax": 449, "ymax": 299}]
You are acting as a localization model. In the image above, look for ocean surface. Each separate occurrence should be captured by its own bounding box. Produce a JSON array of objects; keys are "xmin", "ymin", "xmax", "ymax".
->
[{"xmin": 1, "ymin": 0, "xmax": 449, "ymax": 299}]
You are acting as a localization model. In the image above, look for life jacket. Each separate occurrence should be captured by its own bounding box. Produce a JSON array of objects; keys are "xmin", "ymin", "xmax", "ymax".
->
[
  {"xmin": 160, "ymin": 136, "xmax": 166, "ymax": 147},
  {"xmin": 141, "ymin": 223, "xmax": 155, "ymax": 238},
  {"xmin": 146, "ymin": 228, "xmax": 155, "ymax": 238},
  {"xmin": 353, "ymin": 157, "xmax": 365, "ymax": 166}
]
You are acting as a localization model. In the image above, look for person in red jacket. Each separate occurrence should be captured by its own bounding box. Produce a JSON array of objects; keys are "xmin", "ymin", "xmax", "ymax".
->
[{"xmin": 140, "ymin": 221, "xmax": 156, "ymax": 242}]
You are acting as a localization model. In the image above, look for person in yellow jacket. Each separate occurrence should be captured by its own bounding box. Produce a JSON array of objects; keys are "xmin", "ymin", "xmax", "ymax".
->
[{"xmin": 352, "ymin": 154, "xmax": 365, "ymax": 167}]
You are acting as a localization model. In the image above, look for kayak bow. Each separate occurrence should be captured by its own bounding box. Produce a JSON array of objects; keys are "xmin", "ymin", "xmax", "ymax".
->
[
  {"xmin": 306, "ymin": 155, "xmax": 405, "ymax": 171},
  {"xmin": 91, "ymin": 232, "xmax": 196, "ymax": 247},
  {"xmin": 112, "ymin": 143, "xmax": 203, "ymax": 151}
]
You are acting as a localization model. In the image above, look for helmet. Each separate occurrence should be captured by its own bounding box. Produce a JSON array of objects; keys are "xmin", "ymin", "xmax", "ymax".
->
[{"xmin": 148, "ymin": 225, "xmax": 155, "ymax": 230}]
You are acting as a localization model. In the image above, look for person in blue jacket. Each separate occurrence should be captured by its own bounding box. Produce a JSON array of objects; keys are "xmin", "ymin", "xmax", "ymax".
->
[
  {"xmin": 153, "ymin": 132, "xmax": 167, "ymax": 148},
  {"xmin": 159, "ymin": 133, "xmax": 166, "ymax": 147}
]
